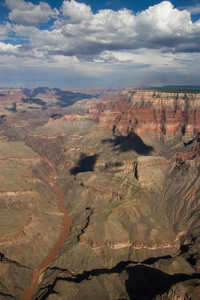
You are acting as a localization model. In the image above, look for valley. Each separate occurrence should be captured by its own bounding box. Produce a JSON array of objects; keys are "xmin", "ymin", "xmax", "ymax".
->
[{"xmin": 0, "ymin": 87, "xmax": 200, "ymax": 299}]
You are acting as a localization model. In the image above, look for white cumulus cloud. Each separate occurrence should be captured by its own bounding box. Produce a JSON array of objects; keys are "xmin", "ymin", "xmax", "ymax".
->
[
  {"xmin": 49, "ymin": 1, "xmax": 200, "ymax": 56},
  {"xmin": 4, "ymin": 0, "xmax": 200, "ymax": 56},
  {"xmin": 61, "ymin": 0, "xmax": 93, "ymax": 23},
  {"xmin": 5, "ymin": 0, "xmax": 59, "ymax": 26},
  {"xmin": 0, "ymin": 41, "xmax": 19, "ymax": 54},
  {"xmin": 136, "ymin": 1, "xmax": 193, "ymax": 36}
]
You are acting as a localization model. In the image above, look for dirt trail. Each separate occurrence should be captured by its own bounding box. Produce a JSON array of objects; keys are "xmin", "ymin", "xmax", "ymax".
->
[{"xmin": 21, "ymin": 155, "xmax": 72, "ymax": 300}]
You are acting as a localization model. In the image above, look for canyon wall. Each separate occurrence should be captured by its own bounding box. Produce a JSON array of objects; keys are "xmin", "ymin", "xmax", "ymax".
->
[{"xmin": 88, "ymin": 89, "xmax": 200, "ymax": 140}]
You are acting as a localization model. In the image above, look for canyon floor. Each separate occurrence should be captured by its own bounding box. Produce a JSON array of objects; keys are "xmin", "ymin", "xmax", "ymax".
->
[{"xmin": 0, "ymin": 87, "xmax": 200, "ymax": 299}]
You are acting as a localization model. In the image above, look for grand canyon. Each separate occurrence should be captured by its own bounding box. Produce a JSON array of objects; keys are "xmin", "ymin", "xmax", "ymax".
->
[{"xmin": 0, "ymin": 86, "xmax": 200, "ymax": 299}]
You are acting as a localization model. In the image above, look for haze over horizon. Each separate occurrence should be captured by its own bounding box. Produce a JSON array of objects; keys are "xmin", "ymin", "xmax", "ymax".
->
[{"xmin": 0, "ymin": 0, "xmax": 200, "ymax": 88}]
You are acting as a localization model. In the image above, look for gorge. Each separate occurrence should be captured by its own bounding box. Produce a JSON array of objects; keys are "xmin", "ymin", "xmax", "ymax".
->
[{"xmin": 0, "ymin": 87, "xmax": 200, "ymax": 299}]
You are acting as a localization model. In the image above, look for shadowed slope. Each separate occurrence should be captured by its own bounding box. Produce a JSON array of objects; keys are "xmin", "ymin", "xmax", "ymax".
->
[
  {"xmin": 102, "ymin": 131, "xmax": 154, "ymax": 155},
  {"xmin": 70, "ymin": 154, "xmax": 99, "ymax": 175}
]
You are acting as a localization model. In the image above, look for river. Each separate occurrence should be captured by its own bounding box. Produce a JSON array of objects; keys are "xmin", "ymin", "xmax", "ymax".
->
[{"xmin": 21, "ymin": 155, "xmax": 72, "ymax": 300}]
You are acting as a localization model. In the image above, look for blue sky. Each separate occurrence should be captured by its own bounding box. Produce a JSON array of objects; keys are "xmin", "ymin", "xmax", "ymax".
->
[{"xmin": 0, "ymin": 0, "xmax": 200, "ymax": 88}]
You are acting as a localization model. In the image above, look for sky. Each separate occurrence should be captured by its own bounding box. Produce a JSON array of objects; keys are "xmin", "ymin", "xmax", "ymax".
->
[{"xmin": 0, "ymin": 0, "xmax": 200, "ymax": 88}]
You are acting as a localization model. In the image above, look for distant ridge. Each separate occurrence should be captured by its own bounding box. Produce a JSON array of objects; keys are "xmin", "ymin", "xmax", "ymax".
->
[
  {"xmin": 158, "ymin": 86, "xmax": 200, "ymax": 93},
  {"xmin": 128, "ymin": 86, "xmax": 200, "ymax": 93}
]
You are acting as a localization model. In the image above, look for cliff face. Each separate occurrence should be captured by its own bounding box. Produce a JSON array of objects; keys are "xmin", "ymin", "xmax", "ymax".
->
[
  {"xmin": 1, "ymin": 88, "xmax": 200, "ymax": 300},
  {"xmin": 88, "ymin": 90, "xmax": 200, "ymax": 143}
]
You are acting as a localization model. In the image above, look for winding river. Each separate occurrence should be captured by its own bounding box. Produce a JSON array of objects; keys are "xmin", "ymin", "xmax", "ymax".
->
[{"xmin": 21, "ymin": 156, "xmax": 72, "ymax": 300}]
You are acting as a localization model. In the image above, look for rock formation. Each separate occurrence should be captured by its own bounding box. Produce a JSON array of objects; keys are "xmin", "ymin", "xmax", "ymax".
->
[{"xmin": 0, "ymin": 87, "xmax": 200, "ymax": 299}]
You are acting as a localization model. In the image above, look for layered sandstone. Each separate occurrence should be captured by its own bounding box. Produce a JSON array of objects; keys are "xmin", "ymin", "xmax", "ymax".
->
[{"xmin": 88, "ymin": 89, "xmax": 200, "ymax": 144}]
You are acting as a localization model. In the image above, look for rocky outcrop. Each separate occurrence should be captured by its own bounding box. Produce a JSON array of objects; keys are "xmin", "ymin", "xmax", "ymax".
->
[{"xmin": 157, "ymin": 279, "xmax": 200, "ymax": 299}]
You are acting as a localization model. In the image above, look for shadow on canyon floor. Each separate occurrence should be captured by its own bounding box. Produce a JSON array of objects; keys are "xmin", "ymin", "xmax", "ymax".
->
[
  {"xmin": 102, "ymin": 131, "xmax": 154, "ymax": 155},
  {"xmin": 125, "ymin": 265, "xmax": 173, "ymax": 299},
  {"xmin": 38, "ymin": 259, "xmax": 200, "ymax": 300},
  {"xmin": 70, "ymin": 153, "xmax": 99, "ymax": 175}
]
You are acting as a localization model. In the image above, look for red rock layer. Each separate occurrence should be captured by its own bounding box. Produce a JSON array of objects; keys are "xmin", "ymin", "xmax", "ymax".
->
[{"xmin": 88, "ymin": 89, "xmax": 200, "ymax": 137}]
